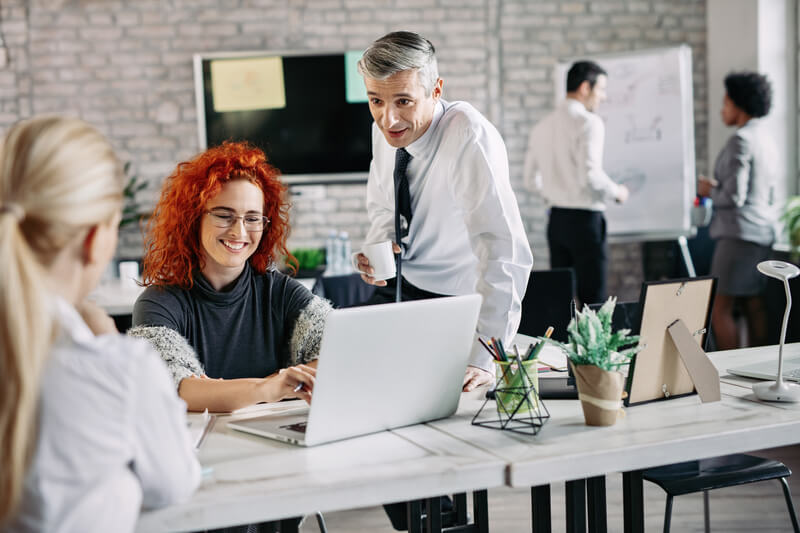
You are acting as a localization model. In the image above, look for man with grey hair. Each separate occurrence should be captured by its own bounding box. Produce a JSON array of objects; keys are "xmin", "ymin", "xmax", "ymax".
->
[{"xmin": 354, "ymin": 31, "xmax": 533, "ymax": 393}]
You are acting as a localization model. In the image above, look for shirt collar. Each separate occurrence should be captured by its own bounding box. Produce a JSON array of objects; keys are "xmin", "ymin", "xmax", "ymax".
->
[
  {"xmin": 405, "ymin": 99, "xmax": 445, "ymax": 159},
  {"xmin": 53, "ymin": 295, "xmax": 97, "ymax": 347},
  {"xmin": 565, "ymin": 98, "xmax": 588, "ymax": 114}
]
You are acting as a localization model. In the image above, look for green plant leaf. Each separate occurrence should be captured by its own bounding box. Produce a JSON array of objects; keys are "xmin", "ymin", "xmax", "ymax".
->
[{"xmin": 543, "ymin": 296, "xmax": 644, "ymax": 371}]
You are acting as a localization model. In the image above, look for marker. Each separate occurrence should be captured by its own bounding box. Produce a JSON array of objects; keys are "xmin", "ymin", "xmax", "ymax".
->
[{"xmin": 527, "ymin": 326, "xmax": 554, "ymax": 361}]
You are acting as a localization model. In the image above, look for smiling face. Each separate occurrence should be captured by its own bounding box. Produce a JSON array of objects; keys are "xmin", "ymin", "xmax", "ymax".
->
[
  {"xmin": 199, "ymin": 179, "xmax": 265, "ymax": 290},
  {"xmin": 364, "ymin": 69, "xmax": 442, "ymax": 148}
]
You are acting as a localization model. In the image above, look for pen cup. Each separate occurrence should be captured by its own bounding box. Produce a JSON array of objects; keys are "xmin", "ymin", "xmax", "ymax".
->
[{"xmin": 494, "ymin": 359, "xmax": 539, "ymax": 416}]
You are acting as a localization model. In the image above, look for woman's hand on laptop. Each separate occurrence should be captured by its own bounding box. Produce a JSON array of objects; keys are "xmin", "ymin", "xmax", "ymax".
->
[
  {"xmin": 268, "ymin": 364, "xmax": 316, "ymax": 403},
  {"xmin": 463, "ymin": 365, "xmax": 492, "ymax": 392}
]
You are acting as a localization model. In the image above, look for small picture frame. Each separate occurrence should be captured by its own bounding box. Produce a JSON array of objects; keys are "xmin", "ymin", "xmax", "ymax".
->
[{"xmin": 625, "ymin": 276, "xmax": 717, "ymax": 406}]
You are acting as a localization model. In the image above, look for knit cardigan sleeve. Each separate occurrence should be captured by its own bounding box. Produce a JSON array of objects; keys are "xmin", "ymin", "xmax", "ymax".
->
[
  {"xmin": 127, "ymin": 325, "xmax": 204, "ymax": 389},
  {"xmin": 288, "ymin": 295, "xmax": 332, "ymax": 365}
]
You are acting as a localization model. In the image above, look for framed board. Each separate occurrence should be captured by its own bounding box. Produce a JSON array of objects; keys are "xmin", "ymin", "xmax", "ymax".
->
[{"xmin": 556, "ymin": 46, "xmax": 696, "ymax": 241}]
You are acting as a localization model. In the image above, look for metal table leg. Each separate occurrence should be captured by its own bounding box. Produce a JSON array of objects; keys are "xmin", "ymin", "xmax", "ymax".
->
[
  {"xmin": 531, "ymin": 484, "xmax": 551, "ymax": 533},
  {"xmin": 623, "ymin": 470, "xmax": 645, "ymax": 533},
  {"xmin": 587, "ymin": 476, "xmax": 607, "ymax": 533},
  {"xmin": 565, "ymin": 479, "xmax": 586, "ymax": 533}
]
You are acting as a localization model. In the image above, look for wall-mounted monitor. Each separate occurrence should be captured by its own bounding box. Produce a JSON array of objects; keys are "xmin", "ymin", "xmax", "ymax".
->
[{"xmin": 193, "ymin": 50, "xmax": 373, "ymax": 184}]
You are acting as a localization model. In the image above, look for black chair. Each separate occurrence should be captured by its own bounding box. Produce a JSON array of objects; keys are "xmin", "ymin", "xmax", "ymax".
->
[
  {"xmin": 313, "ymin": 272, "xmax": 376, "ymax": 308},
  {"xmin": 518, "ymin": 268, "xmax": 576, "ymax": 343},
  {"xmin": 642, "ymin": 454, "xmax": 799, "ymax": 533},
  {"xmin": 588, "ymin": 301, "xmax": 799, "ymax": 533}
]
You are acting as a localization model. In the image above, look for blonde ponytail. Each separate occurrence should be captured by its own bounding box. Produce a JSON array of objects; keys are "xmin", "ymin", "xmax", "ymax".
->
[{"xmin": 0, "ymin": 116, "xmax": 122, "ymax": 523}]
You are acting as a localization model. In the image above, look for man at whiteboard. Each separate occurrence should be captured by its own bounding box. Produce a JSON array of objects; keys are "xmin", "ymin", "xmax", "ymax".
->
[{"xmin": 523, "ymin": 60, "xmax": 629, "ymax": 306}]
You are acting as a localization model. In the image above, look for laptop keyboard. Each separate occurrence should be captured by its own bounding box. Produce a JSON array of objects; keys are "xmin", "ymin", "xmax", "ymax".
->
[{"xmin": 280, "ymin": 421, "xmax": 307, "ymax": 434}]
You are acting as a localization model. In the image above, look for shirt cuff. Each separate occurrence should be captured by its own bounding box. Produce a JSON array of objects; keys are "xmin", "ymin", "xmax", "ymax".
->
[{"xmin": 468, "ymin": 334, "xmax": 496, "ymax": 373}]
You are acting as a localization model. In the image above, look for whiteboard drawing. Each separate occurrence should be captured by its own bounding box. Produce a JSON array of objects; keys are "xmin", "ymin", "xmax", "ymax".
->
[
  {"xmin": 624, "ymin": 114, "xmax": 662, "ymax": 143},
  {"xmin": 555, "ymin": 46, "xmax": 695, "ymax": 240},
  {"xmin": 613, "ymin": 167, "xmax": 647, "ymax": 195}
]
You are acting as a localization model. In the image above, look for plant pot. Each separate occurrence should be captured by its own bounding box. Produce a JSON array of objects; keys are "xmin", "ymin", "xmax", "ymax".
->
[{"xmin": 571, "ymin": 362, "xmax": 625, "ymax": 426}]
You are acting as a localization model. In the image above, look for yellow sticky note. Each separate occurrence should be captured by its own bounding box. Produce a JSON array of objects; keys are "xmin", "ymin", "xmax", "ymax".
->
[{"xmin": 210, "ymin": 57, "xmax": 286, "ymax": 112}]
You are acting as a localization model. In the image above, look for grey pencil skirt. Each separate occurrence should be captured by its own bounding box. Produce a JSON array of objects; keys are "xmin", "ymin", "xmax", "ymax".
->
[{"xmin": 710, "ymin": 237, "xmax": 772, "ymax": 296}]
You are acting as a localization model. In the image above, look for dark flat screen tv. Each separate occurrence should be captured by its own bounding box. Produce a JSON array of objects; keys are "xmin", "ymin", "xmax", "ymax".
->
[{"xmin": 193, "ymin": 50, "xmax": 373, "ymax": 184}]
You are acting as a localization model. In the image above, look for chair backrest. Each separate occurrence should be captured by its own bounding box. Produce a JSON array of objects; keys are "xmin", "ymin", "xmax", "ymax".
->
[
  {"xmin": 587, "ymin": 300, "xmax": 641, "ymax": 335},
  {"xmin": 518, "ymin": 268, "xmax": 576, "ymax": 343}
]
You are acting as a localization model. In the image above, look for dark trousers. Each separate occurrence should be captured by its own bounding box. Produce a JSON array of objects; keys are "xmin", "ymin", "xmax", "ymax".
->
[
  {"xmin": 363, "ymin": 275, "xmax": 446, "ymax": 305},
  {"xmin": 547, "ymin": 207, "xmax": 608, "ymax": 306}
]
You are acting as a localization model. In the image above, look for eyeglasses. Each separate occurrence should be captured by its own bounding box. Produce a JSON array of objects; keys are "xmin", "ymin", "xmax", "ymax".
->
[{"xmin": 205, "ymin": 209, "xmax": 269, "ymax": 231}]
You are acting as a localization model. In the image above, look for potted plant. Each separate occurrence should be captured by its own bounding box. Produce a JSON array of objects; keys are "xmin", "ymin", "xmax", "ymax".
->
[
  {"xmin": 120, "ymin": 162, "xmax": 148, "ymax": 229},
  {"xmin": 781, "ymin": 196, "xmax": 800, "ymax": 262},
  {"xmin": 290, "ymin": 248, "xmax": 326, "ymax": 278},
  {"xmin": 547, "ymin": 297, "xmax": 642, "ymax": 426}
]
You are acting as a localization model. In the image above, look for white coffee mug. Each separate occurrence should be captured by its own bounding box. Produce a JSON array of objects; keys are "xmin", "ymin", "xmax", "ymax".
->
[
  {"xmin": 351, "ymin": 240, "xmax": 396, "ymax": 281},
  {"xmin": 118, "ymin": 260, "xmax": 140, "ymax": 289}
]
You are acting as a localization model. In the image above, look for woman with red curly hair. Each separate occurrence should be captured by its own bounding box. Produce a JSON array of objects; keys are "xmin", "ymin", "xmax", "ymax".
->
[{"xmin": 129, "ymin": 142, "xmax": 331, "ymax": 412}]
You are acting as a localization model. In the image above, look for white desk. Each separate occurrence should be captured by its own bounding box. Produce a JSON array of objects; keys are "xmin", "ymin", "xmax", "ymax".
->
[
  {"xmin": 88, "ymin": 279, "xmax": 145, "ymax": 316},
  {"xmin": 136, "ymin": 402, "xmax": 505, "ymax": 533},
  {"xmin": 427, "ymin": 345, "xmax": 800, "ymax": 532},
  {"xmin": 136, "ymin": 345, "xmax": 800, "ymax": 533}
]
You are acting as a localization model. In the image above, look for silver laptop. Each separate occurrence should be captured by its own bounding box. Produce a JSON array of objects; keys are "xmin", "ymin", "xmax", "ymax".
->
[
  {"xmin": 228, "ymin": 294, "xmax": 482, "ymax": 446},
  {"xmin": 727, "ymin": 356, "xmax": 800, "ymax": 382}
]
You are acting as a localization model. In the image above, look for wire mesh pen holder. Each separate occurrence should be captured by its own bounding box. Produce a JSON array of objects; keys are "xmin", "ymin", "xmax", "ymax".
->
[{"xmin": 472, "ymin": 358, "xmax": 549, "ymax": 436}]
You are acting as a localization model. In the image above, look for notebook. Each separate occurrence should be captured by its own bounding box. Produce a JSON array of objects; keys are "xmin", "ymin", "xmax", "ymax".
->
[
  {"xmin": 727, "ymin": 356, "xmax": 800, "ymax": 382},
  {"xmin": 228, "ymin": 294, "xmax": 482, "ymax": 446}
]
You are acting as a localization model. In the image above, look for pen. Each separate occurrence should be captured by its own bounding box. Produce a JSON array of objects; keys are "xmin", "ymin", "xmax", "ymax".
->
[
  {"xmin": 512, "ymin": 345, "xmax": 523, "ymax": 366},
  {"xmin": 479, "ymin": 337, "xmax": 499, "ymax": 360},
  {"xmin": 194, "ymin": 409, "xmax": 216, "ymax": 451},
  {"xmin": 496, "ymin": 338, "xmax": 508, "ymax": 361},
  {"xmin": 523, "ymin": 342, "xmax": 535, "ymax": 360},
  {"xmin": 293, "ymin": 382, "xmax": 305, "ymax": 393},
  {"xmin": 527, "ymin": 326, "xmax": 554, "ymax": 361},
  {"xmin": 489, "ymin": 337, "xmax": 503, "ymax": 361}
]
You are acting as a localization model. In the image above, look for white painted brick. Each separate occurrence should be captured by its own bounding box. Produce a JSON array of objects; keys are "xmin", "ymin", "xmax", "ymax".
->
[
  {"xmin": 1, "ymin": 0, "xmax": 711, "ymax": 294},
  {"xmin": 79, "ymin": 27, "xmax": 124, "ymax": 40},
  {"xmin": 112, "ymin": 122, "xmax": 160, "ymax": 138},
  {"xmin": 1, "ymin": 19, "xmax": 27, "ymax": 33},
  {"xmin": 114, "ymin": 11, "xmax": 140, "ymax": 26}
]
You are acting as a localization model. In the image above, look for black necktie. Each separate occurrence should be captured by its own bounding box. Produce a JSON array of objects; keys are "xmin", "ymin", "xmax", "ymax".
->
[{"xmin": 394, "ymin": 148, "xmax": 412, "ymax": 303}]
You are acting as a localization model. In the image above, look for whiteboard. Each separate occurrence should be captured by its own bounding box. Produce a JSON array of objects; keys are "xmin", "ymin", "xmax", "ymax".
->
[{"xmin": 555, "ymin": 46, "xmax": 696, "ymax": 241}]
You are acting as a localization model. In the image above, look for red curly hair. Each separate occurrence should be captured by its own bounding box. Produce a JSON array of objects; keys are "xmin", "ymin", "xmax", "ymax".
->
[{"xmin": 142, "ymin": 141, "xmax": 295, "ymax": 289}]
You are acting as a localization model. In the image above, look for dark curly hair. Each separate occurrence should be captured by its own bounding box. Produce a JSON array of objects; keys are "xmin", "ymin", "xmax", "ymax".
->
[
  {"xmin": 724, "ymin": 71, "xmax": 772, "ymax": 118},
  {"xmin": 142, "ymin": 141, "xmax": 295, "ymax": 289}
]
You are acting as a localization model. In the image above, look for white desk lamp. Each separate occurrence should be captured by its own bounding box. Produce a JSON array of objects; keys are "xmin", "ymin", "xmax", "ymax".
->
[{"xmin": 753, "ymin": 260, "xmax": 800, "ymax": 402}]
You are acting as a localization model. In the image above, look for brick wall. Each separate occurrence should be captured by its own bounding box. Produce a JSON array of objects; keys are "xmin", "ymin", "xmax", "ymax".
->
[{"xmin": 0, "ymin": 0, "xmax": 710, "ymax": 301}]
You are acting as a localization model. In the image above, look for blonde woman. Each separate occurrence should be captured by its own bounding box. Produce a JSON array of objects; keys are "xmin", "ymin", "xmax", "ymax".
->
[{"xmin": 0, "ymin": 116, "xmax": 200, "ymax": 532}]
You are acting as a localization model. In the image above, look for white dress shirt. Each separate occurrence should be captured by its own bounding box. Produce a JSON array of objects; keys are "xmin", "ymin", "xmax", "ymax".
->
[
  {"xmin": 365, "ymin": 99, "xmax": 533, "ymax": 371},
  {"xmin": 4, "ymin": 298, "xmax": 200, "ymax": 533},
  {"xmin": 523, "ymin": 98, "xmax": 621, "ymax": 210}
]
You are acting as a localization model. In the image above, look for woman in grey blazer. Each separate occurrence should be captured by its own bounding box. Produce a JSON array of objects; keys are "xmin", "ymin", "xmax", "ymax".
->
[{"xmin": 698, "ymin": 72, "xmax": 777, "ymax": 350}]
